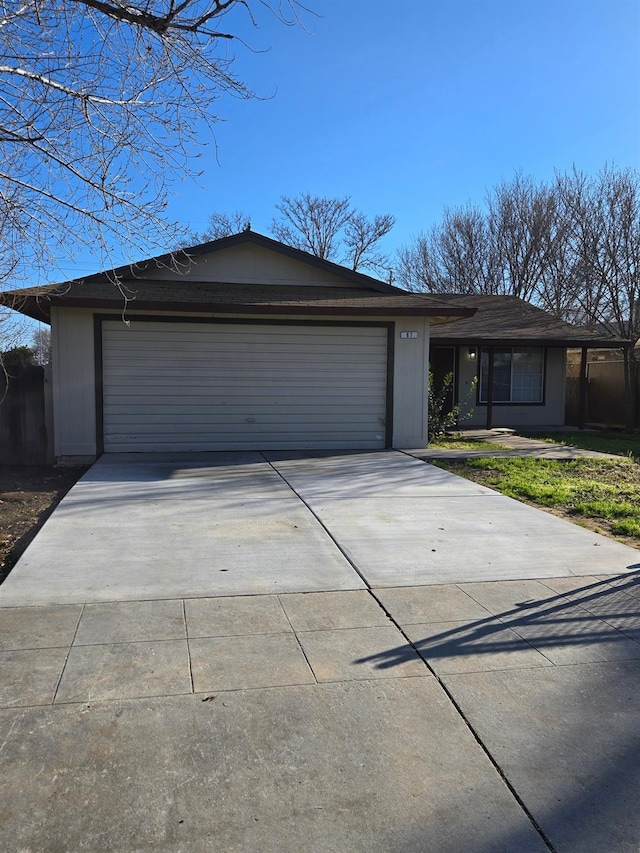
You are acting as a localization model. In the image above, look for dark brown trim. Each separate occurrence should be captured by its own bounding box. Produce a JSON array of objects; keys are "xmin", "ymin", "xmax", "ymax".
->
[
  {"xmin": 579, "ymin": 347, "xmax": 589, "ymax": 429},
  {"xmin": 31, "ymin": 297, "xmax": 473, "ymax": 320},
  {"xmin": 95, "ymin": 314, "xmax": 395, "ymax": 329},
  {"xmin": 93, "ymin": 315, "xmax": 104, "ymax": 456},
  {"xmin": 432, "ymin": 336, "xmax": 624, "ymax": 349},
  {"xmin": 486, "ymin": 346, "xmax": 495, "ymax": 429},
  {"xmin": 453, "ymin": 346, "xmax": 461, "ymax": 407}
]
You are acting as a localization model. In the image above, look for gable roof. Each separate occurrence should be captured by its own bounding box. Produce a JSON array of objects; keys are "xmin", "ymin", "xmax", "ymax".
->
[
  {"xmin": 429, "ymin": 294, "xmax": 627, "ymax": 348},
  {"xmin": 72, "ymin": 230, "xmax": 405, "ymax": 292},
  {"xmin": 0, "ymin": 231, "xmax": 475, "ymax": 324}
]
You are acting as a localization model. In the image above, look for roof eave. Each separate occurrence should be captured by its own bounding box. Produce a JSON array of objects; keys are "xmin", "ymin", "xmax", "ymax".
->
[
  {"xmin": 14, "ymin": 296, "xmax": 476, "ymax": 320},
  {"xmin": 431, "ymin": 335, "xmax": 628, "ymax": 348}
]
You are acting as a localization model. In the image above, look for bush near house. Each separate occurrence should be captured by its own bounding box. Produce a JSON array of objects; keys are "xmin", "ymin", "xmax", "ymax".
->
[{"xmin": 428, "ymin": 370, "xmax": 477, "ymax": 443}]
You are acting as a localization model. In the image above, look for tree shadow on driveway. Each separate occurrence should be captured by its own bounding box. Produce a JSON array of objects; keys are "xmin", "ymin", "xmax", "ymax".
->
[{"xmin": 358, "ymin": 570, "xmax": 640, "ymax": 852}]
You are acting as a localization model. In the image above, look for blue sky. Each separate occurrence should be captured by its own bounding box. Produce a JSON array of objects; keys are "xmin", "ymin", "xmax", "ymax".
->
[
  {"xmin": 172, "ymin": 0, "xmax": 640, "ymax": 255},
  {"xmin": 34, "ymin": 0, "xmax": 640, "ymax": 279}
]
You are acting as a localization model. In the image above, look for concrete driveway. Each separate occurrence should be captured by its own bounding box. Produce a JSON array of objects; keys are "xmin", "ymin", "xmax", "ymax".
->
[
  {"xmin": 1, "ymin": 451, "xmax": 640, "ymax": 852},
  {"xmin": 0, "ymin": 450, "xmax": 637, "ymax": 605}
]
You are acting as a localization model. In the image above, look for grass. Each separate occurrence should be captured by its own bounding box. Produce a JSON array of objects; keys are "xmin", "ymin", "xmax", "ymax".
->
[
  {"xmin": 428, "ymin": 435, "xmax": 511, "ymax": 451},
  {"xmin": 433, "ymin": 456, "xmax": 640, "ymax": 543},
  {"xmin": 522, "ymin": 430, "xmax": 640, "ymax": 460}
]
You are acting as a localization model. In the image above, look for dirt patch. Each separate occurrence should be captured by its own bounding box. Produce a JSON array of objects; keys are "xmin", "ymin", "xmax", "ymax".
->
[{"xmin": 0, "ymin": 466, "xmax": 88, "ymax": 582}]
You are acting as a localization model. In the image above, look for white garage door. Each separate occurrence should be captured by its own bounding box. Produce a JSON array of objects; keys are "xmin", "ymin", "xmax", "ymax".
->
[{"xmin": 101, "ymin": 320, "xmax": 389, "ymax": 452}]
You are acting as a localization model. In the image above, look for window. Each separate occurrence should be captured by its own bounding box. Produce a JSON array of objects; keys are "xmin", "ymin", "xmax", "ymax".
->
[{"xmin": 479, "ymin": 347, "xmax": 544, "ymax": 403}]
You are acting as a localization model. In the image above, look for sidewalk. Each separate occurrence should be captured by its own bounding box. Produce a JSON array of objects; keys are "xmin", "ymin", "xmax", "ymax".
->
[
  {"xmin": 2, "ymin": 574, "xmax": 640, "ymax": 851},
  {"xmin": 410, "ymin": 429, "xmax": 622, "ymax": 461}
]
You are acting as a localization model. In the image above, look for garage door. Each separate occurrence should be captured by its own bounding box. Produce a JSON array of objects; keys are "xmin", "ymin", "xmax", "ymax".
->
[{"xmin": 101, "ymin": 320, "xmax": 390, "ymax": 451}]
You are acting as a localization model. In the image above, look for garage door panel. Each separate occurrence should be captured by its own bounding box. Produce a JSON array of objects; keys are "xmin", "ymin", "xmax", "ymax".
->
[
  {"xmin": 105, "ymin": 325, "xmax": 379, "ymax": 341},
  {"xmin": 104, "ymin": 355, "xmax": 385, "ymax": 367},
  {"xmin": 103, "ymin": 369, "xmax": 387, "ymax": 384},
  {"xmin": 104, "ymin": 434, "xmax": 386, "ymax": 451},
  {"xmin": 102, "ymin": 321, "xmax": 388, "ymax": 452},
  {"xmin": 106, "ymin": 412, "xmax": 385, "ymax": 426},
  {"xmin": 105, "ymin": 386, "xmax": 385, "ymax": 401}
]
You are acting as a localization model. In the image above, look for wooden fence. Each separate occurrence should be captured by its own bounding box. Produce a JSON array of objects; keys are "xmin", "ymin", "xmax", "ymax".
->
[
  {"xmin": 0, "ymin": 365, "xmax": 53, "ymax": 465},
  {"xmin": 566, "ymin": 359, "xmax": 640, "ymax": 428}
]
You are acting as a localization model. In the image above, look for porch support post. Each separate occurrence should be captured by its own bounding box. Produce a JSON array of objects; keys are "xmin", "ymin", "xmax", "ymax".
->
[
  {"xmin": 486, "ymin": 346, "xmax": 495, "ymax": 430},
  {"xmin": 578, "ymin": 346, "xmax": 588, "ymax": 430}
]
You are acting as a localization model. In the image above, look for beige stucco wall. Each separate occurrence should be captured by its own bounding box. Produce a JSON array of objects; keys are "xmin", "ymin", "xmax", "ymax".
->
[
  {"xmin": 50, "ymin": 308, "xmax": 430, "ymax": 458},
  {"xmin": 51, "ymin": 307, "xmax": 97, "ymax": 458},
  {"xmin": 391, "ymin": 318, "xmax": 430, "ymax": 447},
  {"xmin": 145, "ymin": 243, "xmax": 353, "ymax": 286},
  {"xmin": 457, "ymin": 346, "xmax": 567, "ymax": 427}
]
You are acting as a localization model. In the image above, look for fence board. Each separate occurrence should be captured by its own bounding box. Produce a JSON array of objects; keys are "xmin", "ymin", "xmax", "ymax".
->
[
  {"xmin": 565, "ymin": 359, "xmax": 639, "ymax": 428},
  {"xmin": 0, "ymin": 365, "xmax": 49, "ymax": 464}
]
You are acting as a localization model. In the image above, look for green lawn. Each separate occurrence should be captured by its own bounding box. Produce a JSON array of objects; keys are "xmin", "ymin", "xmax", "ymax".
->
[
  {"xmin": 522, "ymin": 431, "xmax": 640, "ymax": 460},
  {"xmin": 428, "ymin": 435, "xmax": 511, "ymax": 451},
  {"xmin": 434, "ymin": 456, "xmax": 640, "ymax": 542}
]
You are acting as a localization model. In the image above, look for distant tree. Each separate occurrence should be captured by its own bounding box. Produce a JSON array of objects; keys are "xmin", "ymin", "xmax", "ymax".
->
[
  {"xmin": 398, "ymin": 177, "xmax": 557, "ymax": 298},
  {"xmin": 396, "ymin": 228, "xmax": 439, "ymax": 292},
  {"xmin": 2, "ymin": 345, "xmax": 35, "ymax": 369},
  {"xmin": 560, "ymin": 166, "xmax": 640, "ymax": 426},
  {"xmin": 271, "ymin": 193, "xmax": 395, "ymax": 274},
  {"xmin": 193, "ymin": 211, "xmax": 252, "ymax": 243},
  {"xmin": 397, "ymin": 206, "xmax": 496, "ymax": 293},
  {"xmin": 397, "ymin": 164, "xmax": 640, "ymax": 427},
  {"xmin": 32, "ymin": 328, "xmax": 51, "ymax": 366},
  {"xmin": 343, "ymin": 212, "xmax": 396, "ymax": 276},
  {"xmin": 487, "ymin": 174, "xmax": 557, "ymax": 302},
  {"xmin": 272, "ymin": 194, "xmax": 352, "ymax": 260}
]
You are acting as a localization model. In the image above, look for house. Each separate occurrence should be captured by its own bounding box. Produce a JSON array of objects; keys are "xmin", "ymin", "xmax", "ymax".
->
[
  {"xmin": 428, "ymin": 294, "xmax": 625, "ymax": 429},
  {"xmin": 0, "ymin": 231, "xmax": 474, "ymax": 462}
]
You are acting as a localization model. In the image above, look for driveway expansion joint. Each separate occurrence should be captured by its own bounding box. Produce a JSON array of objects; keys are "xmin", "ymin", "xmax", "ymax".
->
[
  {"xmin": 261, "ymin": 452, "xmax": 371, "ymax": 590},
  {"xmin": 367, "ymin": 587, "xmax": 557, "ymax": 852},
  {"xmin": 51, "ymin": 602, "xmax": 85, "ymax": 706}
]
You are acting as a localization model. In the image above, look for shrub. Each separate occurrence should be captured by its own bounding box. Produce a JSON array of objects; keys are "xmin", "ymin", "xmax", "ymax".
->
[{"xmin": 428, "ymin": 370, "xmax": 477, "ymax": 443}]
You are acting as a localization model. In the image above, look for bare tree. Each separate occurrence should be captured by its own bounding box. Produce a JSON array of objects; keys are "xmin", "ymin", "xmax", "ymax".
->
[
  {"xmin": 397, "ymin": 206, "xmax": 496, "ymax": 294},
  {"xmin": 561, "ymin": 166, "xmax": 640, "ymax": 426},
  {"xmin": 397, "ymin": 169, "xmax": 638, "ymax": 317},
  {"xmin": 397, "ymin": 165, "xmax": 640, "ymax": 426},
  {"xmin": 192, "ymin": 210, "xmax": 251, "ymax": 242},
  {"xmin": 271, "ymin": 193, "xmax": 395, "ymax": 274},
  {"xmin": 343, "ymin": 212, "xmax": 395, "ymax": 274},
  {"xmin": 552, "ymin": 168, "xmax": 609, "ymax": 326},
  {"xmin": 438, "ymin": 206, "xmax": 497, "ymax": 293},
  {"xmin": 32, "ymin": 327, "xmax": 51, "ymax": 365},
  {"xmin": 487, "ymin": 174, "xmax": 556, "ymax": 301},
  {"xmin": 271, "ymin": 194, "xmax": 353, "ymax": 261},
  {"xmin": 0, "ymin": 0, "xmax": 307, "ymax": 285},
  {"xmin": 396, "ymin": 229, "xmax": 439, "ymax": 292}
]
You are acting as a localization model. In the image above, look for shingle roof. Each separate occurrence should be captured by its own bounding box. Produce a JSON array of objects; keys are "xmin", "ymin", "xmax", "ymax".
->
[
  {"xmin": 429, "ymin": 294, "xmax": 625, "ymax": 347},
  {"xmin": 2, "ymin": 230, "xmax": 623, "ymax": 348},
  {"xmin": 0, "ymin": 279, "xmax": 474, "ymax": 323},
  {"xmin": 0, "ymin": 230, "xmax": 479, "ymax": 323}
]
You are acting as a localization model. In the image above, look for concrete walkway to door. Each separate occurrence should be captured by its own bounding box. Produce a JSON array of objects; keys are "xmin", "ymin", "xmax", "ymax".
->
[{"xmin": 0, "ymin": 449, "xmax": 637, "ymax": 606}]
